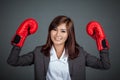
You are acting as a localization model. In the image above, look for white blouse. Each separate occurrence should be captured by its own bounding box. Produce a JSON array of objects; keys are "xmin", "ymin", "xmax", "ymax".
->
[{"xmin": 46, "ymin": 46, "xmax": 71, "ymax": 80}]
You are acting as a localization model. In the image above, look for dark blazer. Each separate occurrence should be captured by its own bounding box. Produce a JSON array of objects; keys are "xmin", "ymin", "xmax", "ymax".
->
[{"xmin": 7, "ymin": 46, "xmax": 110, "ymax": 80}]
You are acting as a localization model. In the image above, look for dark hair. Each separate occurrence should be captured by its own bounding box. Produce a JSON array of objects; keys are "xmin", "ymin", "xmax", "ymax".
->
[{"xmin": 41, "ymin": 15, "xmax": 80, "ymax": 59}]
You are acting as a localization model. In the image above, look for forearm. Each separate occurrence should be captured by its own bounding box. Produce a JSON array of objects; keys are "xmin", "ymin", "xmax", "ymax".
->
[
  {"xmin": 7, "ymin": 46, "xmax": 21, "ymax": 66},
  {"xmin": 99, "ymin": 49, "xmax": 111, "ymax": 69},
  {"xmin": 7, "ymin": 46, "xmax": 34, "ymax": 66},
  {"xmin": 84, "ymin": 48, "xmax": 110, "ymax": 70}
]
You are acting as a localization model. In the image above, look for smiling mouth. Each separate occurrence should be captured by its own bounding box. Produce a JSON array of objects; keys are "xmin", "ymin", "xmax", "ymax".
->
[{"xmin": 55, "ymin": 37, "xmax": 62, "ymax": 41}]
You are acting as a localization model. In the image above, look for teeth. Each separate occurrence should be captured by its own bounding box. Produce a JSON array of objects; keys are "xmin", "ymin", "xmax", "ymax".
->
[{"xmin": 55, "ymin": 37, "xmax": 62, "ymax": 41}]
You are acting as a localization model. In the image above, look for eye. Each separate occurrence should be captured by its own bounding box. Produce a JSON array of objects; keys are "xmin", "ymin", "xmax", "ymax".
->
[{"xmin": 61, "ymin": 30, "xmax": 66, "ymax": 33}]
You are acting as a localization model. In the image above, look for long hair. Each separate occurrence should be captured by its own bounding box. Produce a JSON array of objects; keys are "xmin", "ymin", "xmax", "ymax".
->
[{"xmin": 41, "ymin": 15, "xmax": 80, "ymax": 59}]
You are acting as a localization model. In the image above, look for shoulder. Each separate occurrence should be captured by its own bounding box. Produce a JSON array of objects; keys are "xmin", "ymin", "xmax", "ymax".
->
[
  {"xmin": 33, "ymin": 46, "xmax": 43, "ymax": 56},
  {"xmin": 69, "ymin": 46, "xmax": 86, "ymax": 62},
  {"xmin": 34, "ymin": 46, "xmax": 42, "ymax": 50},
  {"xmin": 77, "ymin": 46, "xmax": 88, "ymax": 57},
  {"xmin": 78, "ymin": 46, "xmax": 85, "ymax": 53}
]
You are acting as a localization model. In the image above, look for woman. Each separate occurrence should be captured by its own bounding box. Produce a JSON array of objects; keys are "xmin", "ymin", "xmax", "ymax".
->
[{"xmin": 7, "ymin": 15, "xmax": 110, "ymax": 80}]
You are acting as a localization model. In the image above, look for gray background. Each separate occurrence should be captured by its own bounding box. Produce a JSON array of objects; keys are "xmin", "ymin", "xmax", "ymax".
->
[{"xmin": 0, "ymin": 0, "xmax": 120, "ymax": 80}]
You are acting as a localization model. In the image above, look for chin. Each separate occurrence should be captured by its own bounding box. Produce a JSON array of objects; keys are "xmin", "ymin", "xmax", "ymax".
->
[{"xmin": 53, "ymin": 42, "xmax": 64, "ymax": 46}]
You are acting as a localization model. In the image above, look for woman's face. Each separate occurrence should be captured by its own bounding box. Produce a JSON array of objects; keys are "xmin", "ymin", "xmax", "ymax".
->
[{"xmin": 50, "ymin": 23, "xmax": 68, "ymax": 46}]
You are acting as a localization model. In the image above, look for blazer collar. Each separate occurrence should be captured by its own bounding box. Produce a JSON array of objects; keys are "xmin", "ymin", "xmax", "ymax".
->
[{"xmin": 43, "ymin": 55, "xmax": 50, "ymax": 76}]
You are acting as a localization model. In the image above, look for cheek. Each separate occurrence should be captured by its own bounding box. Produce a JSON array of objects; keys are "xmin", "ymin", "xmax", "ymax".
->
[
  {"xmin": 64, "ymin": 34, "xmax": 68, "ymax": 40},
  {"xmin": 50, "ymin": 31, "xmax": 56, "ymax": 36},
  {"xmin": 50, "ymin": 31, "xmax": 57, "ymax": 42},
  {"xmin": 50, "ymin": 31, "xmax": 55, "ymax": 37}
]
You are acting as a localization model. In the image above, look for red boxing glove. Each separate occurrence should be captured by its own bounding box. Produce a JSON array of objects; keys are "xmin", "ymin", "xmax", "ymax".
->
[
  {"xmin": 11, "ymin": 18, "xmax": 38, "ymax": 47},
  {"xmin": 86, "ymin": 21, "xmax": 109, "ymax": 51}
]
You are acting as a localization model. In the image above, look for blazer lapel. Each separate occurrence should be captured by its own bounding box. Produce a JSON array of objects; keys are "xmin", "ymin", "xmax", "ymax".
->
[
  {"xmin": 43, "ymin": 55, "xmax": 50, "ymax": 76},
  {"xmin": 68, "ymin": 58, "xmax": 73, "ymax": 78}
]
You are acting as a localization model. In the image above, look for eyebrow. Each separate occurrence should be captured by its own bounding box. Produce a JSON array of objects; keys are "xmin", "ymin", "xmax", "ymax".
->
[{"xmin": 60, "ymin": 29, "xmax": 67, "ymax": 31}]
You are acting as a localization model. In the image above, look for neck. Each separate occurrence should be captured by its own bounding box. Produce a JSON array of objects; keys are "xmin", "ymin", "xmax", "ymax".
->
[{"xmin": 53, "ymin": 44, "xmax": 65, "ymax": 59}]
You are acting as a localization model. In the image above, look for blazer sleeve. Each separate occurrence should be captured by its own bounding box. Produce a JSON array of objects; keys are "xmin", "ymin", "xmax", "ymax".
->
[
  {"xmin": 82, "ymin": 47, "xmax": 111, "ymax": 70},
  {"xmin": 7, "ymin": 46, "xmax": 34, "ymax": 66}
]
